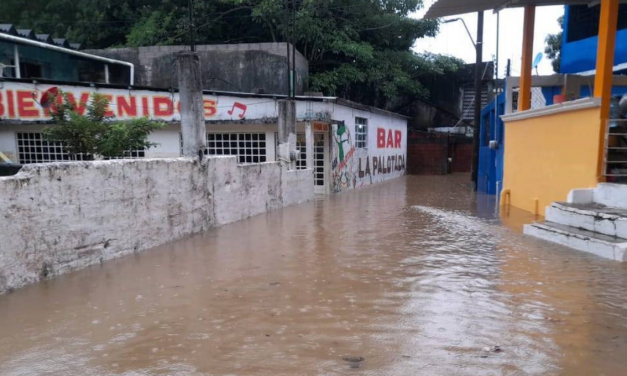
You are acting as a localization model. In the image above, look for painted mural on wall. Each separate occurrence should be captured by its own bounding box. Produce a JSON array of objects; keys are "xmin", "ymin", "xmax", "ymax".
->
[
  {"xmin": 331, "ymin": 122, "xmax": 357, "ymax": 192},
  {"xmin": 331, "ymin": 122, "xmax": 406, "ymax": 193}
]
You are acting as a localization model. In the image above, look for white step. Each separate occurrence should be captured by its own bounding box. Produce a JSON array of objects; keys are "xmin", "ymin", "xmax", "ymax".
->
[
  {"xmin": 594, "ymin": 183, "xmax": 627, "ymax": 209},
  {"xmin": 524, "ymin": 221, "xmax": 627, "ymax": 262},
  {"xmin": 546, "ymin": 202, "xmax": 627, "ymax": 239}
]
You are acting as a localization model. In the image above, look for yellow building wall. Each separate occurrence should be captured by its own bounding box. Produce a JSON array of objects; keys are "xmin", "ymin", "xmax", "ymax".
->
[{"xmin": 502, "ymin": 106, "xmax": 602, "ymax": 216}]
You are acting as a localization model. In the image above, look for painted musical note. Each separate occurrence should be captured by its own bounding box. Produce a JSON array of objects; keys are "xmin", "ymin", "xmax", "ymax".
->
[{"xmin": 227, "ymin": 102, "xmax": 247, "ymax": 119}]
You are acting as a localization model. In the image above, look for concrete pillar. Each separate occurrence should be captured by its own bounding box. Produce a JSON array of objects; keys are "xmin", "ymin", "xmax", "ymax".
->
[
  {"xmin": 177, "ymin": 51, "xmax": 206, "ymax": 158},
  {"xmin": 277, "ymin": 100, "xmax": 296, "ymax": 169},
  {"xmin": 305, "ymin": 121, "xmax": 314, "ymax": 172}
]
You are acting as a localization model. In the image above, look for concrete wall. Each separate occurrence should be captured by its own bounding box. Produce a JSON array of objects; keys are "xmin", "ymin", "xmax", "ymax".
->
[
  {"xmin": 502, "ymin": 99, "xmax": 602, "ymax": 216},
  {"xmin": 84, "ymin": 43, "xmax": 309, "ymax": 95},
  {"xmin": 0, "ymin": 157, "xmax": 313, "ymax": 293}
]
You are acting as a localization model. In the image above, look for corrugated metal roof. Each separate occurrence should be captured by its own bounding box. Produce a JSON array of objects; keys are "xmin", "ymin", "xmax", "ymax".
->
[
  {"xmin": 0, "ymin": 24, "xmax": 81, "ymax": 50},
  {"xmin": 424, "ymin": 0, "xmax": 598, "ymax": 18}
]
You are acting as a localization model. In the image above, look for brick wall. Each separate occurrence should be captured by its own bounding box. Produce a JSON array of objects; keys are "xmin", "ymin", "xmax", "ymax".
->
[{"xmin": 407, "ymin": 131, "xmax": 472, "ymax": 175}]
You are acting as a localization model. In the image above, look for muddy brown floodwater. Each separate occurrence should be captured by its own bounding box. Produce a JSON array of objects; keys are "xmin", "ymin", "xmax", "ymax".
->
[{"xmin": 2, "ymin": 175, "xmax": 627, "ymax": 376}]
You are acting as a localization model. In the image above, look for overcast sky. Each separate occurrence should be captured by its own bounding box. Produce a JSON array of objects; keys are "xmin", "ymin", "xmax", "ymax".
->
[{"xmin": 412, "ymin": 1, "xmax": 565, "ymax": 77}]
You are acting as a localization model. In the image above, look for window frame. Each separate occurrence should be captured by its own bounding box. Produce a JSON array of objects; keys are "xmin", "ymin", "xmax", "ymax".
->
[{"xmin": 354, "ymin": 117, "xmax": 368, "ymax": 149}]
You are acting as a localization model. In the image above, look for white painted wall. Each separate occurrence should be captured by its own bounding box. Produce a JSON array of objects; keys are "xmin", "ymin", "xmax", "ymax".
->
[
  {"xmin": 298, "ymin": 101, "xmax": 407, "ymax": 193},
  {"xmin": 0, "ymin": 157, "xmax": 313, "ymax": 293}
]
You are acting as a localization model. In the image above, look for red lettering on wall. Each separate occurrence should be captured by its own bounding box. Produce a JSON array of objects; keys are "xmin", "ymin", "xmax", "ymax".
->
[
  {"xmin": 141, "ymin": 97, "xmax": 149, "ymax": 117},
  {"xmin": 103, "ymin": 94, "xmax": 114, "ymax": 118},
  {"xmin": 377, "ymin": 128, "xmax": 386, "ymax": 148},
  {"xmin": 117, "ymin": 95, "xmax": 137, "ymax": 117},
  {"xmin": 377, "ymin": 127, "xmax": 402, "ymax": 149},
  {"xmin": 0, "ymin": 92, "xmax": 4, "ymax": 117},
  {"xmin": 6, "ymin": 90, "xmax": 15, "ymax": 118},
  {"xmin": 204, "ymin": 99, "xmax": 217, "ymax": 117},
  {"xmin": 153, "ymin": 97, "xmax": 173, "ymax": 117},
  {"xmin": 17, "ymin": 91, "xmax": 39, "ymax": 118},
  {"xmin": 65, "ymin": 92, "xmax": 90, "ymax": 115}
]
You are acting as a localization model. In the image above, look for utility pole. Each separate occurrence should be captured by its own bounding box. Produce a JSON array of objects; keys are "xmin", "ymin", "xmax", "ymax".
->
[
  {"xmin": 471, "ymin": 11, "xmax": 484, "ymax": 191},
  {"xmin": 177, "ymin": 51, "xmax": 205, "ymax": 158}
]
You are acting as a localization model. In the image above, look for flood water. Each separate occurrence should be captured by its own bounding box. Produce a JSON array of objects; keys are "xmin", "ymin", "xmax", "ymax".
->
[{"xmin": 2, "ymin": 175, "xmax": 627, "ymax": 376}]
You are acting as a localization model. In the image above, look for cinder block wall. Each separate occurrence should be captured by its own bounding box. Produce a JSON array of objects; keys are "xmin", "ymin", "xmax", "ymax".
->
[{"xmin": 0, "ymin": 157, "xmax": 313, "ymax": 293}]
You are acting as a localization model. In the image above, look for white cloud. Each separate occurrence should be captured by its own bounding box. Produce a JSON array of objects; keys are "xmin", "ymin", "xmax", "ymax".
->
[{"xmin": 412, "ymin": 2, "xmax": 565, "ymax": 77}]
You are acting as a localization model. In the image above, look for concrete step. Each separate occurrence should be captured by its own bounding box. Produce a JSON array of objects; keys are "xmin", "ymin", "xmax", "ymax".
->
[
  {"xmin": 594, "ymin": 183, "xmax": 627, "ymax": 209},
  {"xmin": 546, "ymin": 202, "xmax": 627, "ymax": 239},
  {"xmin": 524, "ymin": 221, "xmax": 627, "ymax": 262}
]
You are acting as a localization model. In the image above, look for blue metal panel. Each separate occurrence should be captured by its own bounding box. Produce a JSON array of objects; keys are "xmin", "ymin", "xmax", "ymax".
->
[
  {"xmin": 561, "ymin": 6, "xmax": 627, "ymax": 74},
  {"xmin": 477, "ymin": 92, "xmax": 506, "ymax": 195}
]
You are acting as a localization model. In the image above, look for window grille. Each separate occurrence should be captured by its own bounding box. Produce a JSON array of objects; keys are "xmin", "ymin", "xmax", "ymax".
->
[
  {"xmin": 16, "ymin": 132, "xmax": 90, "ymax": 164},
  {"xmin": 206, "ymin": 133, "xmax": 267, "ymax": 164},
  {"xmin": 355, "ymin": 117, "xmax": 368, "ymax": 149},
  {"xmin": 17, "ymin": 132, "xmax": 144, "ymax": 164},
  {"xmin": 274, "ymin": 133, "xmax": 307, "ymax": 169}
]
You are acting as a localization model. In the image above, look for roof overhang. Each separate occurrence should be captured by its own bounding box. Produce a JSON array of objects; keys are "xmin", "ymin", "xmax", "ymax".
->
[{"xmin": 424, "ymin": 0, "xmax": 606, "ymax": 19}]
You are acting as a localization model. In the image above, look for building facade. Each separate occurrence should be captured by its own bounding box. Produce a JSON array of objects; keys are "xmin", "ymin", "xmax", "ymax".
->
[
  {"xmin": 0, "ymin": 25, "xmax": 133, "ymax": 85},
  {"xmin": 0, "ymin": 79, "xmax": 407, "ymax": 194}
]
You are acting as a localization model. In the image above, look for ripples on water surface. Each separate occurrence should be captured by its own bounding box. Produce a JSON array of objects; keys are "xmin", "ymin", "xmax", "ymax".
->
[{"xmin": 1, "ymin": 175, "xmax": 627, "ymax": 376}]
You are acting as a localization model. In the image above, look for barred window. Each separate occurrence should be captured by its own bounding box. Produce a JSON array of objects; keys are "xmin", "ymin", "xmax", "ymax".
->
[
  {"xmin": 274, "ymin": 133, "xmax": 307, "ymax": 170},
  {"xmin": 17, "ymin": 132, "xmax": 144, "ymax": 164},
  {"xmin": 207, "ymin": 133, "xmax": 267, "ymax": 164},
  {"xmin": 16, "ymin": 132, "xmax": 90, "ymax": 164},
  {"xmin": 355, "ymin": 117, "xmax": 368, "ymax": 149}
]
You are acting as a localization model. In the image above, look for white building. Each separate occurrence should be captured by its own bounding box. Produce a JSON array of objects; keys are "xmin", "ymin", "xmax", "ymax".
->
[{"xmin": 0, "ymin": 80, "xmax": 408, "ymax": 194}]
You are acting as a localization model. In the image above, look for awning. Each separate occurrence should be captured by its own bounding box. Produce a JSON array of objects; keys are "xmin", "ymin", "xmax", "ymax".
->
[{"xmin": 424, "ymin": 0, "xmax": 599, "ymax": 19}]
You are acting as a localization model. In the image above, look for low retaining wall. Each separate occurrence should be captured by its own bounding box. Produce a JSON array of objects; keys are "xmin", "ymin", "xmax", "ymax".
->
[{"xmin": 0, "ymin": 157, "xmax": 313, "ymax": 293}]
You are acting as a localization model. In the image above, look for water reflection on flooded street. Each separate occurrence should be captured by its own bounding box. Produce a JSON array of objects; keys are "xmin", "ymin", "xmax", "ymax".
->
[{"xmin": 1, "ymin": 175, "xmax": 627, "ymax": 376}]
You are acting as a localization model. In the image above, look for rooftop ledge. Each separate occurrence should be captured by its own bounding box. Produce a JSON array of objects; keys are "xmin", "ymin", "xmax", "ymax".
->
[{"xmin": 501, "ymin": 97, "xmax": 601, "ymax": 123}]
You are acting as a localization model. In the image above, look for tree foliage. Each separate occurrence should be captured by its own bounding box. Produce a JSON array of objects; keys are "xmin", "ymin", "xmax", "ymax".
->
[
  {"xmin": 0, "ymin": 0, "xmax": 464, "ymax": 109},
  {"xmin": 545, "ymin": 16, "xmax": 563, "ymax": 74},
  {"xmin": 43, "ymin": 92, "xmax": 164, "ymax": 159}
]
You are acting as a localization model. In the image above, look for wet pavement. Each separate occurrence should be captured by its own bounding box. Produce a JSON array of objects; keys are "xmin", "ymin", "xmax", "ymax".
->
[{"xmin": 2, "ymin": 175, "xmax": 627, "ymax": 376}]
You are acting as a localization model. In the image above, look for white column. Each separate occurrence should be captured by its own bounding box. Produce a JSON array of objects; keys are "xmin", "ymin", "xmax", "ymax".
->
[{"xmin": 13, "ymin": 45, "xmax": 21, "ymax": 79}]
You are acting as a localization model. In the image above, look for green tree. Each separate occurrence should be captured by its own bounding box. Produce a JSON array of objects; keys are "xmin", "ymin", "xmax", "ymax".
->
[
  {"xmin": 0, "ymin": 0, "xmax": 463, "ymax": 110},
  {"xmin": 545, "ymin": 15, "xmax": 564, "ymax": 74},
  {"xmin": 43, "ymin": 92, "xmax": 164, "ymax": 159}
]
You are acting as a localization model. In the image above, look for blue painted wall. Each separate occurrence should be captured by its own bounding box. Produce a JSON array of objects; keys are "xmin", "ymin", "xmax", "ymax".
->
[
  {"xmin": 477, "ymin": 93, "xmax": 505, "ymax": 195},
  {"xmin": 561, "ymin": 5, "xmax": 627, "ymax": 74}
]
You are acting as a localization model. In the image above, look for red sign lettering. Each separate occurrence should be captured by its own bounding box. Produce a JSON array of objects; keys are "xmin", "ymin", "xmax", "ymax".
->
[
  {"xmin": 17, "ymin": 91, "xmax": 39, "ymax": 118},
  {"xmin": 153, "ymin": 97, "xmax": 173, "ymax": 117},
  {"xmin": 7, "ymin": 90, "xmax": 15, "ymax": 118},
  {"xmin": 66, "ymin": 92, "xmax": 90, "ymax": 115},
  {"xmin": 204, "ymin": 99, "xmax": 217, "ymax": 117},
  {"xmin": 117, "ymin": 95, "xmax": 137, "ymax": 117},
  {"xmin": 377, "ymin": 128, "xmax": 386, "ymax": 148},
  {"xmin": 0, "ymin": 92, "xmax": 4, "ymax": 117},
  {"xmin": 102, "ymin": 94, "xmax": 114, "ymax": 117},
  {"xmin": 377, "ymin": 127, "xmax": 402, "ymax": 149}
]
